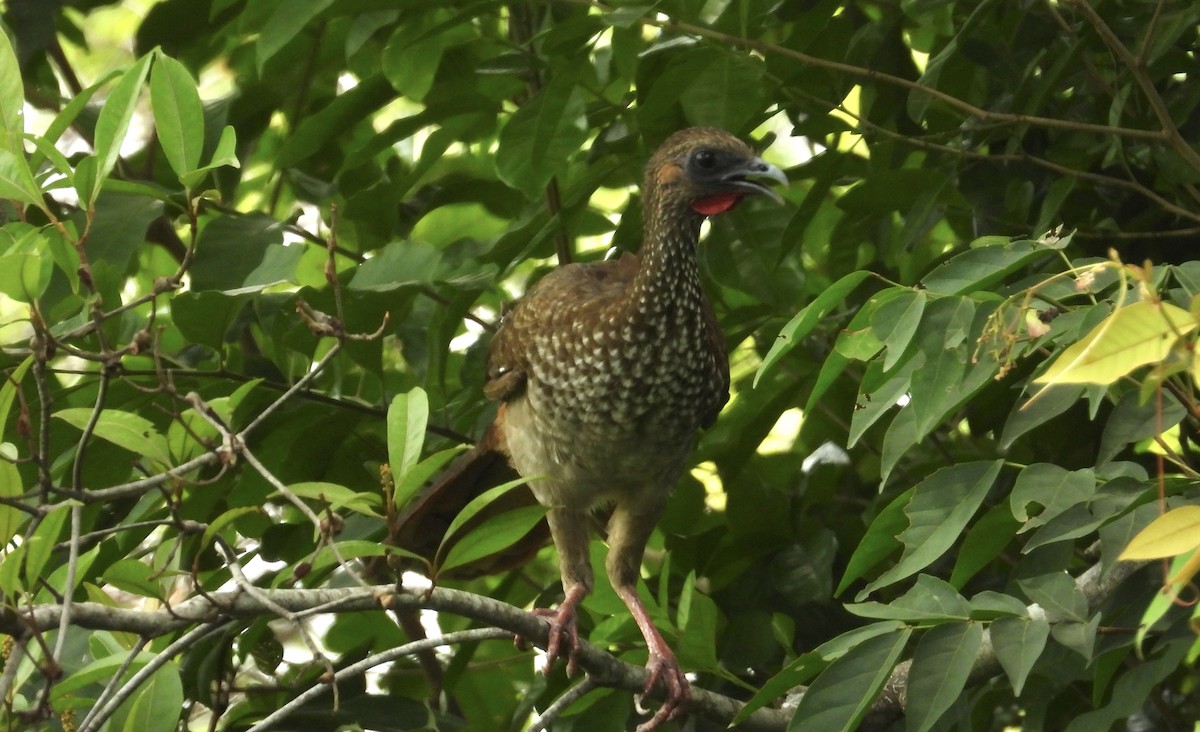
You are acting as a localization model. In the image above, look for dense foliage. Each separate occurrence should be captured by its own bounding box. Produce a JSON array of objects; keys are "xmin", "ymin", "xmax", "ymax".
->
[{"xmin": 2, "ymin": 0, "xmax": 1200, "ymax": 730}]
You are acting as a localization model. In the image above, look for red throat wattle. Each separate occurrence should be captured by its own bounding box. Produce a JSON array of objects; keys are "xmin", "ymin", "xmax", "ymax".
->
[{"xmin": 691, "ymin": 192, "xmax": 744, "ymax": 216}]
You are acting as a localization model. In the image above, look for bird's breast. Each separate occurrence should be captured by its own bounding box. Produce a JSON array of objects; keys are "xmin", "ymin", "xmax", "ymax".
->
[{"xmin": 525, "ymin": 291, "xmax": 725, "ymax": 440}]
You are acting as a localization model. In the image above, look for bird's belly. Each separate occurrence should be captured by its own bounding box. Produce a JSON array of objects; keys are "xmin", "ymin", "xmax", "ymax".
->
[{"xmin": 500, "ymin": 393, "xmax": 695, "ymax": 508}]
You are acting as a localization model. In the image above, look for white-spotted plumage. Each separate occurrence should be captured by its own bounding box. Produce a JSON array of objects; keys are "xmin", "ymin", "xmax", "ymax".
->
[{"xmin": 480, "ymin": 127, "xmax": 786, "ymax": 732}]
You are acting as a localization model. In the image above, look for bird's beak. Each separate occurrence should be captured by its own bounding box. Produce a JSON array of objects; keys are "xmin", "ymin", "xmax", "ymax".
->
[{"xmin": 723, "ymin": 157, "xmax": 788, "ymax": 205}]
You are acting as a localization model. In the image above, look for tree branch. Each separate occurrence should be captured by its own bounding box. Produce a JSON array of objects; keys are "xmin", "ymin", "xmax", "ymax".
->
[{"xmin": 10, "ymin": 583, "xmax": 792, "ymax": 731}]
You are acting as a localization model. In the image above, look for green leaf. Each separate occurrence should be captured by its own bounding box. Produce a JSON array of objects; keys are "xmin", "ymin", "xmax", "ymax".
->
[
  {"xmin": 756, "ymin": 271, "xmax": 871, "ymax": 387},
  {"xmin": 150, "ymin": 53, "xmax": 205, "ymax": 180},
  {"xmin": 1010, "ymin": 464, "xmax": 1096, "ymax": 532},
  {"xmin": 439, "ymin": 503, "xmax": 549, "ymax": 574},
  {"xmin": 0, "ymin": 356, "xmax": 32, "ymax": 444},
  {"xmin": 1097, "ymin": 386, "xmax": 1187, "ymax": 465},
  {"xmin": 922, "ymin": 238, "xmax": 1056, "ymax": 295},
  {"xmin": 906, "ymin": 622, "xmax": 984, "ymax": 732},
  {"xmin": 179, "ymin": 125, "xmax": 240, "ymax": 190},
  {"xmin": 847, "ymin": 358, "xmax": 918, "ymax": 448},
  {"xmin": 1018, "ymin": 572, "xmax": 1086, "ymax": 622},
  {"xmin": 678, "ymin": 52, "xmax": 765, "ymax": 131},
  {"xmin": 968, "ymin": 590, "xmax": 1028, "ymax": 619},
  {"xmin": 1134, "ymin": 550, "xmax": 1196, "ymax": 653},
  {"xmin": 54, "ymin": 408, "xmax": 172, "ymax": 468},
  {"xmin": 860, "ymin": 461, "xmax": 1002, "ymax": 595},
  {"xmin": 27, "ymin": 70, "xmax": 121, "ymax": 172},
  {"xmin": 736, "ymin": 621, "xmax": 911, "ymax": 723},
  {"xmin": 906, "ymin": 297, "xmax": 978, "ymax": 440},
  {"xmin": 308, "ymin": 540, "xmax": 390, "ymax": 576},
  {"xmin": 871, "ymin": 289, "xmax": 926, "ymax": 372},
  {"xmin": 387, "ymin": 388, "xmax": 429, "ymax": 484},
  {"xmin": 437, "ymin": 478, "xmax": 535, "ymax": 558},
  {"xmin": 93, "ymin": 53, "xmax": 154, "ymax": 204},
  {"xmin": 788, "ymin": 626, "xmax": 912, "ymax": 731},
  {"xmin": 200, "ymin": 507, "xmax": 263, "ymax": 552},
  {"xmin": 286, "ymin": 481, "xmax": 382, "ymax": 517},
  {"xmin": 347, "ymin": 239, "xmax": 444, "ymax": 292},
  {"xmin": 277, "ymin": 75, "xmax": 394, "ymax": 168},
  {"xmin": 189, "ymin": 213, "xmax": 283, "ymax": 292},
  {"xmin": 120, "ymin": 663, "xmax": 184, "ymax": 732},
  {"xmin": 495, "ymin": 73, "xmax": 589, "ymax": 197},
  {"xmin": 25, "ymin": 503, "xmax": 70, "ymax": 588},
  {"xmin": 1035, "ymin": 300, "xmax": 1196, "ymax": 386},
  {"xmin": 990, "ymin": 615, "xmax": 1049, "ymax": 696},
  {"xmin": 837, "ymin": 487, "xmax": 912, "ymax": 595},
  {"xmin": 949, "ymin": 503, "xmax": 1021, "ymax": 588},
  {"xmin": 170, "ymin": 290, "xmax": 249, "ymax": 351},
  {"xmin": 1063, "ymin": 633, "xmax": 1191, "ymax": 732},
  {"xmin": 102, "ymin": 559, "xmax": 163, "ymax": 599},
  {"xmin": 848, "ymin": 575, "xmax": 972, "ymax": 622},
  {"xmin": 999, "ymin": 384, "xmax": 1083, "ymax": 450},
  {"xmin": 256, "ymin": 0, "xmax": 334, "ymax": 73},
  {"xmin": 391, "ymin": 447, "xmax": 465, "ymax": 517},
  {"xmin": 0, "ymin": 251, "xmax": 52, "ymax": 302},
  {"xmin": 0, "ymin": 461, "xmax": 26, "ymax": 547},
  {"xmin": 51, "ymin": 652, "xmax": 155, "ymax": 704},
  {"xmin": 0, "ymin": 29, "xmax": 24, "ymax": 153},
  {"xmin": 0, "ymin": 149, "xmax": 42, "ymax": 207},
  {"xmin": 381, "ymin": 10, "xmax": 470, "ymax": 101}
]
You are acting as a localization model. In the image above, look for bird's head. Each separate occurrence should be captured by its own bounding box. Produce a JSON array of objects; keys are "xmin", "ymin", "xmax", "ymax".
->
[{"xmin": 645, "ymin": 127, "xmax": 787, "ymax": 218}]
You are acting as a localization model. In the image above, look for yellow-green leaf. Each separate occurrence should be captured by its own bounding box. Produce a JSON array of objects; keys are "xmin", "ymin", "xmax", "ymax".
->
[
  {"xmin": 1119, "ymin": 506, "xmax": 1200, "ymax": 560},
  {"xmin": 1035, "ymin": 300, "xmax": 1196, "ymax": 386}
]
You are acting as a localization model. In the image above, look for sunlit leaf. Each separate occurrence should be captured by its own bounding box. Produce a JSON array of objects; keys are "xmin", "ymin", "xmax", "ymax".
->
[
  {"xmin": 0, "ymin": 30, "xmax": 24, "ymax": 153},
  {"xmin": 150, "ymin": 53, "xmax": 204, "ymax": 179},
  {"xmin": 387, "ymin": 388, "xmax": 429, "ymax": 483},
  {"xmin": 1035, "ymin": 300, "xmax": 1196, "ymax": 386},
  {"xmin": 93, "ymin": 53, "xmax": 153, "ymax": 203},
  {"xmin": 1119, "ymin": 506, "xmax": 1200, "ymax": 560}
]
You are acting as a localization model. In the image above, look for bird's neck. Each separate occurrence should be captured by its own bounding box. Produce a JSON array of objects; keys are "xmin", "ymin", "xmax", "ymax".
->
[{"xmin": 628, "ymin": 199, "xmax": 706, "ymax": 316}]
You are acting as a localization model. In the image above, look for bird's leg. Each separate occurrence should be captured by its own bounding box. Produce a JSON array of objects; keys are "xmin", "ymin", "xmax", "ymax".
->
[
  {"xmin": 606, "ymin": 501, "xmax": 689, "ymax": 732},
  {"xmin": 529, "ymin": 506, "xmax": 593, "ymax": 676},
  {"xmin": 614, "ymin": 584, "xmax": 690, "ymax": 731}
]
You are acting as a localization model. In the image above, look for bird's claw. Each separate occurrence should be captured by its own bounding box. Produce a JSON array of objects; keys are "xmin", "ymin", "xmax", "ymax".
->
[
  {"xmin": 526, "ymin": 605, "xmax": 581, "ymax": 676},
  {"xmin": 633, "ymin": 651, "xmax": 691, "ymax": 732}
]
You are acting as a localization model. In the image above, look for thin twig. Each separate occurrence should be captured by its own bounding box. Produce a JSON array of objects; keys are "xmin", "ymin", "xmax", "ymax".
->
[
  {"xmin": 1064, "ymin": 0, "xmax": 1200, "ymax": 174},
  {"xmin": 530, "ymin": 677, "xmax": 601, "ymax": 732},
  {"xmin": 243, "ymin": 628, "xmax": 514, "ymax": 732}
]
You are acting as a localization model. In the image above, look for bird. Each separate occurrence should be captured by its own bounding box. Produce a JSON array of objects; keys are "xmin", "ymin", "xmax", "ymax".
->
[{"xmin": 396, "ymin": 127, "xmax": 786, "ymax": 730}]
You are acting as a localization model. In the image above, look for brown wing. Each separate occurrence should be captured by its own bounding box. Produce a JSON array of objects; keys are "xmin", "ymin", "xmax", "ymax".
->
[
  {"xmin": 484, "ymin": 253, "xmax": 641, "ymax": 402},
  {"xmin": 386, "ymin": 421, "xmax": 549, "ymax": 579}
]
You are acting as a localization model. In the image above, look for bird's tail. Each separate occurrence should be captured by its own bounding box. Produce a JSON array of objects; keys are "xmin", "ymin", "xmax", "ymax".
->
[{"xmin": 386, "ymin": 421, "xmax": 549, "ymax": 579}]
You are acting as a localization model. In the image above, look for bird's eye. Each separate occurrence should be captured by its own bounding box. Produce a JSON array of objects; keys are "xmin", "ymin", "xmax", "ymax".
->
[{"xmin": 693, "ymin": 149, "xmax": 717, "ymax": 169}]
